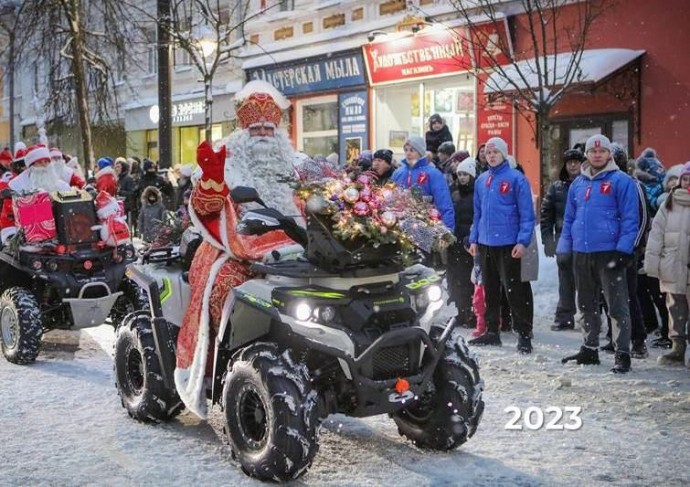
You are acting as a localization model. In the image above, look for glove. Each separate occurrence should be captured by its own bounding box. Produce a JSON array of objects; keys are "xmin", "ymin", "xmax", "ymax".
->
[
  {"xmin": 608, "ymin": 251, "xmax": 632, "ymax": 270},
  {"xmin": 197, "ymin": 141, "xmax": 226, "ymax": 184},
  {"xmin": 543, "ymin": 238, "xmax": 556, "ymax": 258}
]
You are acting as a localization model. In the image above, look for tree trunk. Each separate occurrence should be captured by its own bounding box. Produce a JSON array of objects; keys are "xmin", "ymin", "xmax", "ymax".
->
[
  {"xmin": 204, "ymin": 75, "xmax": 212, "ymax": 142},
  {"xmin": 536, "ymin": 109, "xmax": 558, "ymax": 196},
  {"xmin": 66, "ymin": 0, "xmax": 94, "ymax": 172}
]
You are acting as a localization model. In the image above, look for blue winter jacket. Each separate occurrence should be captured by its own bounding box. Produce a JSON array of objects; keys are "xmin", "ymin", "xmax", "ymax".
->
[
  {"xmin": 469, "ymin": 160, "xmax": 535, "ymax": 247},
  {"xmin": 556, "ymin": 160, "xmax": 640, "ymax": 255},
  {"xmin": 392, "ymin": 157, "xmax": 455, "ymax": 231}
]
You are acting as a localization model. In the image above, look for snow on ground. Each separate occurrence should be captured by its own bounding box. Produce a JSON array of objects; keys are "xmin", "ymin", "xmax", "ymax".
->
[{"xmin": 1, "ymin": 250, "xmax": 690, "ymax": 486}]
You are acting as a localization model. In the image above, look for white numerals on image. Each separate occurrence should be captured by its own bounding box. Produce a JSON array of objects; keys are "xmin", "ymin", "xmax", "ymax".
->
[{"xmin": 504, "ymin": 406, "xmax": 582, "ymax": 431}]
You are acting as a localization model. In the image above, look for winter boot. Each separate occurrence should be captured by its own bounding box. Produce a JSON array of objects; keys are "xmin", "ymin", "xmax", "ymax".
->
[
  {"xmin": 657, "ymin": 338, "xmax": 686, "ymax": 366},
  {"xmin": 468, "ymin": 331, "xmax": 502, "ymax": 347},
  {"xmin": 561, "ymin": 346, "xmax": 600, "ymax": 365},
  {"xmin": 517, "ymin": 334, "xmax": 532, "ymax": 354},
  {"xmin": 599, "ymin": 341, "xmax": 615, "ymax": 354},
  {"xmin": 611, "ymin": 351, "xmax": 631, "ymax": 374},
  {"xmin": 650, "ymin": 336, "xmax": 672, "ymax": 349},
  {"xmin": 631, "ymin": 340, "xmax": 649, "ymax": 359},
  {"xmin": 550, "ymin": 321, "xmax": 575, "ymax": 331}
]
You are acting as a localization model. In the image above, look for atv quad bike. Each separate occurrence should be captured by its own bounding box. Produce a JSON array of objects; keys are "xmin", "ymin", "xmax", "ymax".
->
[
  {"xmin": 0, "ymin": 189, "xmax": 139, "ymax": 364},
  {"xmin": 114, "ymin": 187, "xmax": 484, "ymax": 482}
]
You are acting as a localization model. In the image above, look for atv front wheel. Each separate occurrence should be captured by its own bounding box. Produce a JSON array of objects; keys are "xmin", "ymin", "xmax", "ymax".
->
[
  {"xmin": 109, "ymin": 278, "xmax": 150, "ymax": 328},
  {"xmin": 113, "ymin": 314, "xmax": 183, "ymax": 422},
  {"xmin": 222, "ymin": 342, "xmax": 319, "ymax": 482},
  {"xmin": 392, "ymin": 328, "xmax": 484, "ymax": 450},
  {"xmin": 0, "ymin": 287, "xmax": 43, "ymax": 364}
]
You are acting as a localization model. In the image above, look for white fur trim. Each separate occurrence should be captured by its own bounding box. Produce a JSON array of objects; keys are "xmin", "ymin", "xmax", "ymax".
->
[
  {"xmin": 8, "ymin": 171, "xmax": 30, "ymax": 192},
  {"xmin": 25, "ymin": 146, "xmax": 51, "ymax": 167},
  {"xmin": 49, "ymin": 148, "xmax": 62, "ymax": 159},
  {"xmin": 96, "ymin": 166, "xmax": 116, "ymax": 178},
  {"xmin": 174, "ymin": 252, "xmax": 231, "ymax": 419},
  {"xmin": 1, "ymin": 226, "xmax": 16, "ymax": 244},
  {"xmin": 187, "ymin": 199, "xmax": 227, "ymax": 253}
]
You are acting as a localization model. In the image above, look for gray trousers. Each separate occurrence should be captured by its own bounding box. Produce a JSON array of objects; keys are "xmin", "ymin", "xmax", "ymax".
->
[
  {"xmin": 573, "ymin": 252, "xmax": 631, "ymax": 353},
  {"xmin": 666, "ymin": 293, "xmax": 690, "ymax": 340}
]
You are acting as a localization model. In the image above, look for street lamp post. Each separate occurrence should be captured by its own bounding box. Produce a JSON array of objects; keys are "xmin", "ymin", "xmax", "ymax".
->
[{"xmin": 196, "ymin": 26, "xmax": 217, "ymax": 142}]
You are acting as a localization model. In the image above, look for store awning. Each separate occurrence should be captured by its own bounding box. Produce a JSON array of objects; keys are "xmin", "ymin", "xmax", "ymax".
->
[{"xmin": 484, "ymin": 48, "xmax": 645, "ymax": 94}]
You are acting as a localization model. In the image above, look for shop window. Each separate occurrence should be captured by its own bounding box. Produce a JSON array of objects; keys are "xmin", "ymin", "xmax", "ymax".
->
[
  {"xmin": 279, "ymin": 0, "xmax": 294, "ymax": 11},
  {"xmin": 297, "ymin": 96, "xmax": 338, "ymax": 157},
  {"xmin": 374, "ymin": 77, "xmax": 475, "ymax": 158},
  {"xmin": 146, "ymin": 129, "xmax": 159, "ymax": 162}
]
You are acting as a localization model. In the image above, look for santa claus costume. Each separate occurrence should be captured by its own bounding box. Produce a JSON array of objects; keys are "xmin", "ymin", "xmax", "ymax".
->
[
  {"xmin": 50, "ymin": 147, "xmax": 85, "ymax": 189},
  {"xmin": 1, "ymin": 144, "xmax": 70, "ymax": 243},
  {"xmin": 95, "ymin": 157, "xmax": 118, "ymax": 196},
  {"xmin": 175, "ymin": 81, "xmax": 302, "ymax": 418}
]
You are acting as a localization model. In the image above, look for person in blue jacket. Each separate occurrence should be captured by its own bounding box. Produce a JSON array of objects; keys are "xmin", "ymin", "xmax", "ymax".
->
[
  {"xmin": 391, "ymin": 135, "xmax": 455, "ymax": 232},
  {"xmin": 559, "ymin": 134, "xmax": 640, "ymax": 373},
  {"xmin": 468, "ymin": 137, "xmax": 535, "ymax": 354}
]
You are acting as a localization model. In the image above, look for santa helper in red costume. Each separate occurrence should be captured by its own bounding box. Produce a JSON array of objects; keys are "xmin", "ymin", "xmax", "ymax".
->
[
  {"xmin": 50, "ymin": 147, "xmax": 86, "ymax": 189},
  {"xmin": 175, "ymin": 80, "xmax": 302, "ymax": 418},
  {"xmin": 0, "ymin": 144, "xmax": 70, "ymax": 243}
]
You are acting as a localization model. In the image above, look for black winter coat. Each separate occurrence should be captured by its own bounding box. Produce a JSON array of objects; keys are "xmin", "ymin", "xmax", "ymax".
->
[
  {"xmin": 540, "ymin": 165, "xmax": 571, "ymax": 244},
  {"xmin": 451, "ymin": 181, "xmax": 474, "ymax": 241},
  {"xmin": 117, "ymin": 172, "xmax": 138, "ymax": 212},
  {"xmin": 425, "ymin": 125, "xmax": 453, "ymax": 155}
]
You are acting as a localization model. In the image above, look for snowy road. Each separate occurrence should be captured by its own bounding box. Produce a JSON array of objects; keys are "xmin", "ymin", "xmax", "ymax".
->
[{"xmin": 2, "ymin": 257, "xmax": 690, "ymax": 486}]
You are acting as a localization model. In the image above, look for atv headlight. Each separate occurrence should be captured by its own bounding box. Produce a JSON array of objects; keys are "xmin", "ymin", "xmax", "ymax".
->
[
  {"xmin": 294, "ymin": 302, "xmax": 313, "ymax": 321},
  {"xmin": 427, "ymin": 284, "xmax": 443, "ymax": 302},
  {"xmin": 316, "ymin": 305, "xmax": 336, "ymax": 323}
]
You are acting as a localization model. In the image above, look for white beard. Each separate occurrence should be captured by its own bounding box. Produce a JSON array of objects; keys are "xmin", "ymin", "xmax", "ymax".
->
[
  {"xmin": 224, "ymin": 130, "xmax": 301, "ymax": 219},
  {"xmin": 29, "ymin": 165, "xmax": 67, "ymax": 192}
]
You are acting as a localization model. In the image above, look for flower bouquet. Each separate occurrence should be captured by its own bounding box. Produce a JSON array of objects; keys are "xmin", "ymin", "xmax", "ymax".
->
[{"xmin": 294, "ymin": 172, "xmax": 455, "ymax": 271}]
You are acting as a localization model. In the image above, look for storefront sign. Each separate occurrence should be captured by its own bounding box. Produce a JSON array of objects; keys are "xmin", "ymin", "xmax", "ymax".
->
[
  {"xmin": 476, "ymin": 74, "xmax": 514, "ymax": 151},
  {"xmin": 172, "ymin": 100, "xmax": 205, "ymax": 124},
  {"xmin": 338, "ymin": 91, "xmax": 369, "ymax": 166},
  {"xmin": 363, "ymin": 22, "xmax": 512, "ymax": 85},
  {"xmin": 246, "ymin": 50, "xmax": 366, "ymax": 96}
]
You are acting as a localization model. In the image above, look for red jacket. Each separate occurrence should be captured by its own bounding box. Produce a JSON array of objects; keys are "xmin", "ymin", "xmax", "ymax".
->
[{"xmin": 96, "ymin": 167, "xmax": 118, "ymax": 196}]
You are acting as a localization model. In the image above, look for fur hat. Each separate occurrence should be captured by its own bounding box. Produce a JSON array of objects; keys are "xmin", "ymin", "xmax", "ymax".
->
[
  {"xmin": 404, "ymin": 135, "xmax": 427, "ymax": 158},
  {"xmin": 13, "ymin": 141, "xmax": 26, "ymax": 159},
  {"xmin": 25, "ymin": 144, "xmax": 51, "ymax": 167},
  {"xmin": 142, "ymin": 159, "xmax": 155, "ymax": 172},
  {"xmin": 680, "ymin": 161, "xmax": 690, "ymax": 179},
  {"xmin": 234, "ymin": 80, "xmax": 290, "ymax": 129},
  {"xmin": 97, "ymin": 157, "xmax": 113, "ymax": 170},
  {"xmin": 485, "ymin": 137, "xmax": 508, "ymax": 159},
  {"xmin": 456, "ymin": 157, "xmax": 477, "ymax": 178},
  {"xmin": 429, "ymin": 113, "xmax": 443, "ymax": 125},
  {"xmin": 373, "ymin": 149, "xmax": 393, "ymax": 165},
  {"xmin": 563, "ymin": 148, "xmax": 585, "ymax": 162},
  {"xmin": 584, "ymin": 134, "xmax": 611, "ymax": 153}
]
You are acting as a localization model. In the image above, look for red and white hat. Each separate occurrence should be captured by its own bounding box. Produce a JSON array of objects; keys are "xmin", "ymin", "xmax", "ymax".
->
[
  {"xmin": 25, "ymin": 144, "xmax": 51, "ymax": 167},
  {"xmin": 49, "ymin": 147, "xmax": 63, "ymax": 159}
]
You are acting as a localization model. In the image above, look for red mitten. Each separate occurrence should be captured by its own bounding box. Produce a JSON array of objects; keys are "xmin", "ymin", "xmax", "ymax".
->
[{"xmin": 197, "ymin": 141, "xmax": 226, "ymax": 184}]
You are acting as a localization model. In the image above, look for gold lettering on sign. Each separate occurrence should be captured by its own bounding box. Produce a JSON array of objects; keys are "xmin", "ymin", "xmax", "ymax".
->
[
  {"xmin": 323, "ymin": 13, "xmax": 345, "ymax": 29},
  {"xmin": 380, "ymin": 0, "xmax": 406, "ymax": 16},
  {"xmin": 274, "ymin": 26, "xmax": 294, "ymax": 41},
  {"xmin": 352, "ymin": 7, "xmax": 364, "ymax": 21},
  {"xmin": 303, "ymin": 21, "xmax": 313, "ymax": 34}
]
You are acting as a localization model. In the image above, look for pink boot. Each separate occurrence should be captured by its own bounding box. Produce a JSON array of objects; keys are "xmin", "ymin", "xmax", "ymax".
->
[{"xmin": 471, "ymin": 284, "xmax": 487, "ymax": 339}]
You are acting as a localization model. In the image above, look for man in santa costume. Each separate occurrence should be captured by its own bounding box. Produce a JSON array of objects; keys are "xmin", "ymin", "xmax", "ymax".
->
[
  {"xmin": 0, "ymin": 144, "xmax": 70, "ymax": 243},
  {"xmin": 175, "ymin": 80, "xmax": 301, "ymax": 418},
  {"xmin": 50, "ymin": 147, "xmax": 85, "ymax": 189}
]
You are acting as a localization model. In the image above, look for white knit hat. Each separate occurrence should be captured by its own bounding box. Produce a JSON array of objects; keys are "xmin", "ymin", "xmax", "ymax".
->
[
  {"xmin": 585, "ymin": 134, "xmax": 611, "ymax": 152},
  {"xmin": 456, "ymin": 157, "xmax": 477, "ymax": 178},
  {"xmin": 485, "ymin": 137, "xmax": 508, "ymax": 159}
]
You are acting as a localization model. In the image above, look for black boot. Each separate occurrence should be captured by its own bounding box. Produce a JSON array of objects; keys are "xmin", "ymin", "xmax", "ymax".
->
[
  {"xmin": 611, "ymin": 351, "xmax": 631, "ymax": 373},
  {"xmin": 550, "ymin": 321, "xmax": 575, "ymax": 331},
  {"xmin": 650, "ymin": 337, "xmax": 672, "ymax": 349},
  {"xmin": 562, "ymin": 346, "xmax": 600, "ymax": 365},
  {"xmin": 631, "ymin": 340, "xmax": 649, "ymax": 359},
  {"xmin": 599, "ymin": 341, "xmax": 615, "ymax": 353},
  {"xmin": 517, "ymin": 334, "xmax": 532, "ymax": 354},
  {"xmin": 468, "ymin": 332, "xmax": 502, "ymax": 347}
]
